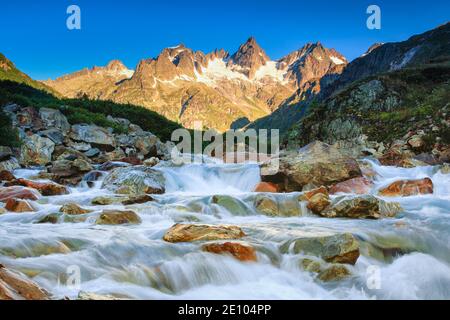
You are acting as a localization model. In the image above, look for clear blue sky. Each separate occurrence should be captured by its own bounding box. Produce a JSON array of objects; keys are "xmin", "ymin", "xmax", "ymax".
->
[{"xmin": 1, "ymin": 0, "xmax": 448, "ymax": 80}]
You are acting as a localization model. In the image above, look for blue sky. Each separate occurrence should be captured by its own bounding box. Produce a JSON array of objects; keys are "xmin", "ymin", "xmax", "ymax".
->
[{"xmin": 1, "ymin": 0, "xmax": 449, "ymax": 80}]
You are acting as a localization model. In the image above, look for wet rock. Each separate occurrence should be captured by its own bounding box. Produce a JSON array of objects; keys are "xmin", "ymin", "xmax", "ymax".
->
[
  {"xmin": 254, "ymin": 194, "xmax": 278, "ymax": 216},
  {"xmin": 300, "ymin": 258, "xmax": 322, "ymax": 273},
  {"xmin": 83, "ymin": 170, "xmax": 103, "ymax": 183},
  {"xmin": 0, "ymin": 207, "xmax": 5, "ymax": 214},
  {"xmin": 122, "ymin": 194, "xmax": 155, "ymax": 205},
  {"xmin": 280, "ymin": 233, "xmax": 360, "ymax": 265},
  {"xmin": 318, "ymin": 264, "xmax": 351, "ymax": 282},
  {"xmin": 144, "ymin": 157, "xmax": 160, "ymax": 167},
  {"xmin": 77, "ymin": 291, "xmax": 124, "ymax": 300},
  {"xmin": 5, "ymin": 198, "xmax": 35, "ymax": 212},
  {"xmin": 212, "ymin": 195, "xmax": 248, "ymax": 215},
  {"xmin": 39, "ymin": 107, "xmax": 70, "ymax": 133},
  {"xmin": 202, "ymin": 242, "xmax": 257, "ymax": 262},
  {"xmin": 102, "ymin": 166, "xmax": 165, "ymax": 195},
  {"xmin": 6, "ymin": 178, "xmax": 68, "ymax": 196},
  {"xmin": 120, "ymin": 156, "xmax": 142, "ymax": 165},
  {"xmin": 378, "ymin": 178, "xmax": 433, "ymax": 197},
  {"xmin": 70, "ymin": 124, "xmax": 115, "ymax": 149},
  {"xmin": 261, "ymin": 141, "xmax": 362, "ymax": 192},
  {"xmin": 329, "ymin": 177, "xmax": 373, "ymax": 195},
  {"xmin": 95, "ymin": 210, "xmax": 141, "ymax": 225},
  {"xmin": 440, "ymin": 164, "xmax": 450, "ymax": 174},
  {"xmin": 37, "ymin": 213, "xmax": 61, "ymax": 224},
  {"xmin": 0, "ymin": 157, "xmax": 20, "ymax": 172},
  {"xmin": 163, "ymin": 224, "xmax": 246, "ymax": 243},
  {"xmin": 299, "ymin": 186, "xmax": 328, "ymax": 201},
  {"xmin": 20, "ymin": 134, "xmax": 55, "ymax": 166},
  {"xmin": 320, "ymin": 195, "xmax": 402, "ymax": 219},
  {"xmin": 0, "ymin": 186, "xmax": 40, "ymax": 202},
  {"xmin": 91, "ymin": 196, "xmax": 125, "ymax": 205},
  {"xmin": 0, "ymin": 265, "xmax": 50, "ymax": 300},
  {"xmin": 0, "ymin": 170, "xmax": 16, "ymax": 182},
  {"xmin": 60, "ymin": 203, "xmax": 92, "ymax": 215},
  {"xmin": 307, "ymin": 193, "xmax": 331, "ymax": 215},
  {"xmin": 253, "ymin": 182, "xmax": 278, "ymax": 193},
  {"xmin": 378, "ymin": 145, "xmax": 415, "ymax": 167}
]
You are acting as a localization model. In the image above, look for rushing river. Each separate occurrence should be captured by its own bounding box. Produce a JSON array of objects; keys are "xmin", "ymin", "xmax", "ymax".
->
[{"xmin": 1, "ymin": 157, "xmax": 450, "ymax": 300}]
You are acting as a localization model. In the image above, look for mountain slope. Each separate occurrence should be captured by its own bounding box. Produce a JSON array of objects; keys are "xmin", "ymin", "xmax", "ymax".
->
[{"xmin": 43, "ymin": 39, "xmax": 347, "ymax": 132}]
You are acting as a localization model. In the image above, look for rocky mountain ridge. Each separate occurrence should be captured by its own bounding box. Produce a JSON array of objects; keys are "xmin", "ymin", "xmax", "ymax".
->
[{"xmin": 43, "ymin": 38, "xmax": 347, "ymax": 131}]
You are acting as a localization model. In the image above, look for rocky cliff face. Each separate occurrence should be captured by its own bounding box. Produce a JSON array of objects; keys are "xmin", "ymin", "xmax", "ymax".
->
[{"xmin": 43, "ymin": 39, "xmax": 347, "ymax": 132}]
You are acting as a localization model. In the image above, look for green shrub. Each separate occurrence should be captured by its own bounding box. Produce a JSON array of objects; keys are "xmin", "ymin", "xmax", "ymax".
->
[{"xmin": 0, "ymin": 108, "xmax": 20, "ymax": 147}]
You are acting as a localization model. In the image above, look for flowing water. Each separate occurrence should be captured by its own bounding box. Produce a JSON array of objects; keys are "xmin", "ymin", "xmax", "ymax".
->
[{"xmin": 1, "ymin": 157, "xmax": 450, "ymax": 300}]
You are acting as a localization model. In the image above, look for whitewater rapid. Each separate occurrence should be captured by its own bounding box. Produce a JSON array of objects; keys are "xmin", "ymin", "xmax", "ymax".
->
[{"xmin": 1, "ymin": 158, "xmax": 450, "ymax": 300}]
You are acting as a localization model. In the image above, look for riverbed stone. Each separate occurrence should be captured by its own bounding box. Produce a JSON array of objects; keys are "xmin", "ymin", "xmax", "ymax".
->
[
  {"xmin": 318, "ymin": 264, "xmax": 351, "ymax": 282},
  {"xmin": 0, "ymin": 170, "xmax": 16, "ymax": 182},
  {"xmin": 329, "ymin": 177, "xmax": 372, "ymax": 195},
  {"xmin": 280, "ymin": 233, "xmax": 360, "ymax": 265},
  {"xmin": 253, "ymin": 182, "xmax": 278, "ymax": 193},
  {"xmin": 163, "ymin": 224, "xmax": 246, "ymax": 243},
  {"xmin": 260, "ymin": 141, "xmax": 362, "ymax": 192},
  {"xmin": 6, "ymin": 178, "xmax": 68, "ymax": 196},
  {"xmin": 320, "ymin": 195, "xmax": 402, "ymax": 219},
  {"xmin": 60, "ymin": 203, "xmax": 92, "ymax": 215},
  {"xmin": 20, "ymin": 134, "xmax": 55, "ymax": 166},
  {"xmin": 378, "ymin": 178, "xmax": 434, "ymax": 197},
  {"xmin": 0, "ymin": 265, "xmax": 50, "ymax": 300},
  {"xmin": 5, "ymin": 198, "xmax": 35, "ymax": 212},
  {"xmin": 202, "ymin": 242, "xmax": 257, "ymax": 262},
  {"xmin": 212, "ymin": 195, "xmax": 249, "ymax": 215},
  {"xmin": 0, "ymin": 186, "xmax": 40, "ymax": 202},
  {"xmin": 0, "ymin": 157, "xmax": 20, "ymax": 172},
  {"xmin": 95, "ymin": 210, "xmax": 141, "ymax": 225}
]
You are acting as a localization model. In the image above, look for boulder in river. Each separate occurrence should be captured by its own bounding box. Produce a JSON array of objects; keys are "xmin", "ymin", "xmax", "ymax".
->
[
  {"xmin": 0, "ymin": 157, "xmax": 20, "ymax": 172},
  {"xmin": 212, "ymin": 195, "xmax": 249, "ymax": 215},
  {"xmin": 163, "ymin": 224, "xmax": 246, "ymax": 243},
  {"xmin": 307, "ymin": 193, "xmax": 331, "ymax": 215},
  {"xmin": 378, "ymin": 178, "xmax": 433, "ymax": 197},
  {"xmin": 95, "ymin": 210, "xmax": 142, "ymax": 225},
  {"xmin": 261, "ymin": 141, "xmax": 362, "ymax": 192},
  {"xmin": 320, "ymin": 195, "xmax": 402, "ymax": 219},
  {"xmin": 0, "ymin": 186, "xmax": 40, "ymax": 202},
  {"xmin": 60, "ymin": 203, "xmax": 92, "ymax": 215},
  {"xmin": 5, "ymin": 198, "xmax": 35, "ymax": 212},
  {"xmin": 329, "ymin": 177, "xmax": 372, "ymax": 195},
  {"xmin": 0, "ymin": 264, "xmax": 50, "ymax": 300},
  {"xmin": 20, "ymin": 134, "xmax": 55, "ymax": 166},
  {"xmin": 317, "ymin": 264, "xmax": 351, "ymax": 282},
  {"xmin": 202, "ymin": 242, "xmax": 257, "ymax": 262},
  {"xmin": 0, "ymin": 170, "xmax": 16, "ymax": 182},
  {"xmin": 102, "ymin": 165, "xmax": 165, "ymax": 195},
  {"xmin": 281, "ymin": 233, "xmax": 360, "ymax": 265},
  {"xmin": 122, "ymin": 194, "xmax": 155, "ymax": 205},
  {"xmin": 6, "ymin": 178, "xmax": 68, "ymax": 196}
]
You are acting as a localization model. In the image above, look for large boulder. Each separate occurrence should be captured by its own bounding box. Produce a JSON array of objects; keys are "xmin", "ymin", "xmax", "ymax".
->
[
  {"xmin": 320, "ymin": 195, "xmax": 403, "ymax": 219},
  {"xmin": 70, "ymin": 124, "xmax": 115, "ymax": 149},
  {"xmin": 0, "ymin": 265, "xmax": 50, "ymax": 300},
  {"xmin": 163, "ymin": 224, "xmax": 246, "ymax": 243},
  {"xmin": 261, "ymin": 141, "xmax": 362, "ymax": 192},
  {"xmin": 212, "ymin": 195, "xmax": 249, "ymax": 216},
  {"xmin": 0, "ymin": 157, "xmax": 20, "ymax": 172},
  {"xmin": 253, "ymin": 182, "xmax": 278, "ymax": 193},
  {"xmin": 38, "ymin": 108, "xmax": 70, "ymax": 133},
  {"xmin": 102, "ymin": 166, "xmax": 165, "ymax": 195},
  {"xmin": 202, "ymin": 242, "xmax": 257, "ymax": 262},
  {"xmin": 378, "ymin": 178, "xmax": 434, "ymax": 197},
  {"xmin": 253, "ymin": 194, "xmax": 301, "ymax": 217},
  {"xmin": 280, "ymin": 233, "xmax": 360, "ymax": 265},
  {"xmin": 60, "ymin": 203, "xmax": 92, "ymax": 215},
  {"xmin": 20, "ymin": 134, "xmax": 55, "ymax": 166}
]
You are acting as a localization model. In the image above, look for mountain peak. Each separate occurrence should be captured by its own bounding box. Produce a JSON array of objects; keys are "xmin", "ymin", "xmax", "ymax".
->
[
  {"xmin": 106, "ymin": 60, "xmax": 128, "ymax": 72},
  {"xmin": 230, "ymin": 36, "xmax": 270, "ymax": 78}
]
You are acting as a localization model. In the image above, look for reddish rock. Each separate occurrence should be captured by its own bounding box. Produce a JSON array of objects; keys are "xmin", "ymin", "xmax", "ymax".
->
[
  {"xmin": 329, "ymin": 177, "xmax": 373, "ymax": 195},
  {"xmin": 6, "ymin": 178, "xmax": 68, "ymax": 196},
  {"xmin": 378, "ymin": 178, "xmax": 433, "ymax": 197},
  {"xmin": 306, "ymin": 193, "xmax": 331, "ymax": 214},
  {"xmin": 299, "ymin": 186, "xmax": 329, "ymax": 201},
  {"xmin": 202, "ymin": 242, "xmax": 257, "ymax": 262},
  {"xmin": 120, "ymin": 157, "xmax": 142, "ymax": 165},
  {"xmin": 253, "ymin": 182, "xmax": 278, "ymax": 193},
  {"xmin": 0, "ymin": 170, "xmax": 16, "ymax": 182},
  {"xmin": 0, "ymin": 186, "xmax": 40, "ymax": 202},
  {"xmin": 5, "ymin": 198, "xmax": 35, "ymax": 212},
  {"xmin": 0, "ymin": 264, "xmax": 49, "ymax": 300}
]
